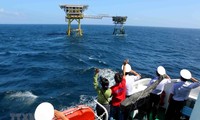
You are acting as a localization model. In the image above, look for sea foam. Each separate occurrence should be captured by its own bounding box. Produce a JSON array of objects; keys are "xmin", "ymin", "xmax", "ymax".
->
[
  {"xmin": 99, "ymin": 68, "xmax": 116, "ymax": 87},
  {"xmin": 6, "ymin": 91, "xmax": 38, "ymax": 105}
]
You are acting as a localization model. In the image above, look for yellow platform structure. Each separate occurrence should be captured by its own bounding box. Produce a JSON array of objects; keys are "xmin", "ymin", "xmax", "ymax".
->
[{"xmin": 60, "ymin": 4, "xmax": 88, "ymax": 36}]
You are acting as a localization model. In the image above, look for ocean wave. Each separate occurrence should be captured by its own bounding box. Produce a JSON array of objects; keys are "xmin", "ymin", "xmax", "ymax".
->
[
  {"xmin": 78, "ymin": 67, "xmax": 94, "ymax": 73},
  {"xmin": 9, "ymin": 91, "xmax": 38, "ymax": 98},
  {"xmin": 59, "ymin": 95, "xmax": 96, "ymax": 111},
  {"xmin": 46, "ymin": 36, "xmax": 65, "ymax": 41},
  {"xmin": 0, "ymin": 50, "xmax": 49, "ymax": 56},
  {"xmin": 5, "ymin": 91, "xmax": 38, "ymax": 105},
  {"xmin": 99, "ymin": 68, "xmax": 117, "ymax": 87},
  {"xmin": 88, "ymin": 56, "xmax": 107, "ymax": 65},
  {"xmin": 79, "ymin": 58, "xmax": 84, "ymax": 62},
  {"xmin": 0, "ymin": 52, "xmax": 6, "ymax": 55},
  {"xmin": 88, "ymin": 56, "xmax": 95, "ymax": 60},
  {"xmin": 79, "ymin": 95, "xmax": 97, "ymax": 110}
]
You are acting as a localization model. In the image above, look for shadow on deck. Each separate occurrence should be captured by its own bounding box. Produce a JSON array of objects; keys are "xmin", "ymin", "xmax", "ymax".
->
[{"xmin": 131, "ymin": 107, "xmax": 190, "ymax": 120}]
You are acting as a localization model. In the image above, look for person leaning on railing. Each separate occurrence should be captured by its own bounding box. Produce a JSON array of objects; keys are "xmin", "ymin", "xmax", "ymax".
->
[
  {"xmin": 93, "ymin": 68, "xmax": 112, "ymax": 120},
  {"xmin": 146, "ymin": 66, "xmax": 171, "ymax": 120},
  {"xmin": 165, "ymin": 69, "xmax": 200, "ymax": 120}
]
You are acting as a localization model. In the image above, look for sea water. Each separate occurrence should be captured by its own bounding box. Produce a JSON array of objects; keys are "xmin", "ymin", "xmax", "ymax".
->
[{"xmin": 0, "ymin": 24, "xmax": 200, "ymax": 119}]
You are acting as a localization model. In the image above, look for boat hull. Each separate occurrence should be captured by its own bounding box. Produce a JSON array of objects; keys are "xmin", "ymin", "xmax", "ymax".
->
[{"xmin": 56, "ymin": 105, "xmax": 95, "ymax": 120}]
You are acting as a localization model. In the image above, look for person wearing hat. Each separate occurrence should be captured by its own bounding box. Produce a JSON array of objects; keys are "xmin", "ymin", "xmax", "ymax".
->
[
  {"xmin": 34, "ymin": 102, "xmax": 69, "ymax": 120},
  {"xmin": 122, "ymin": 59, "xmax": 141, "ymax": 120},
  {"xmin": 122, "ymin": 59, "xmax": 139, "ymax": 76},
  {"xmin": 93, "ymin": 68, "xmax": 112, "ymax": 120},
  {"xmin": 146, "ymin": 66, "xmax": 171, "ymax": 120},
  {"xmin": 165, "ymin": 69, "xmax": 200, "ymax": 120},
  {"xmin": 122, "ymin": 59, "xmax": 141, "ymax": 97}
]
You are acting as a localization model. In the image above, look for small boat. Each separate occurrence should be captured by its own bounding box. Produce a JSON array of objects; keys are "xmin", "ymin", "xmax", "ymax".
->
[
  {"xmin": 56, "ymin": 105, "xmax": 95, "ymax": 120},
  {"xmin": 34, "ymin": 101, "xmax": 107, "ymax": 120},
  {"xmin": 34, "ymin": 102, "xmax": 96, "ymax": 120}
]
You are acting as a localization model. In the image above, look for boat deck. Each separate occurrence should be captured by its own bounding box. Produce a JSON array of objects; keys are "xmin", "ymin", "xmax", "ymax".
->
[{"xmin": 132, "ymin": 106, "xmax": 191, "ymax": 120}]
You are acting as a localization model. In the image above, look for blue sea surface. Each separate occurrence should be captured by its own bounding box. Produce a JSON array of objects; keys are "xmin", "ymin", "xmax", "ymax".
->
[{"xmin": 0, "ymin": 24, "xmax": 200, "ymax": 119}]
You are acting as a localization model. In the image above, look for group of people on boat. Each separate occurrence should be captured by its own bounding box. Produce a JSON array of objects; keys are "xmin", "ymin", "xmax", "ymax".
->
[
  {"xmin": 34, "ymin": 59, "xmax": 199, "ymax": 120},
  {"xmin": 93, "ymin": 59, "xmax": 200, "ymax": 120}
]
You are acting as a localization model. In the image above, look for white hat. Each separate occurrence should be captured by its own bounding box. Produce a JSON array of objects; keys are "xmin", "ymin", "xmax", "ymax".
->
[
  {"xmin": 34, "ymin": 102, "xmax": 54, "ymax": 120},
  {"xmin": 122, "ymin": 64, "xmax": 131, "ymax": 72},
  {"xmin": 180, "ymin": 69, "xmax": 192, "ymax": 79},
  {"xmin": 157, "ymin": 66, "xmax": 166, "ymax": 75}
]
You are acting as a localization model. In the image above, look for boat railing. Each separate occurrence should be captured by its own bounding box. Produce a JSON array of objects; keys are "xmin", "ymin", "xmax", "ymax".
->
[{"xmin": 94, "ymin": 100, "xmax": 109, "ymax": 120}]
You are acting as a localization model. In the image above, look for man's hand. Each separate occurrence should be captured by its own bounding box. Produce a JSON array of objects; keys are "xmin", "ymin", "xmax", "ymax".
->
[
  {"xmin": 191, "ymin": 77, "xmax": 198, "ymax": 82},
  {"xmin": 123, "ymin": 59, "xmax": 129, "ymax": 65},
  {"xmin": 54, "ymin": 110, "xmax": 69, "ymax": 120},
  {"xmin": 95, "ymin": 68, "xmax": 99, "ymax": 74}
]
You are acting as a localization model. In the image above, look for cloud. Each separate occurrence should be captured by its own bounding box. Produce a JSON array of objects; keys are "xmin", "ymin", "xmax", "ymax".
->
[{"xmin": 0, "ymin": 8, "xmax": 22, "ymax": 16}]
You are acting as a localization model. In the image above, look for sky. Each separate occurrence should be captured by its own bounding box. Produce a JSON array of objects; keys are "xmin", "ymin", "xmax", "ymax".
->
[{"xmin": 0, "ymin": 0, "xmax": 200, "ymax": 28}]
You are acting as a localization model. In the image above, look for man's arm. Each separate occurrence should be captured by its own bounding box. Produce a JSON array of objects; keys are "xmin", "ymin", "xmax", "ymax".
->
[
  {"xmin": 164, "ymin": 74, "xmax": 171, "ymax": 79},
  {"xmin": 54, "ymin": 110, "xmax": 69, "ymax": 120},
  {"xmin": 122, "ymin": 59, "xmax": 128, "ymax": 76},
  {"xmin": 130, "ymin": 69, "xmax": 141, "ymax": 79},
  {"xmin": 93, "ymin": 68, "xmax": 99, "ymax": 90},
  {"xmin": 191, "ymin": 77, "xmax": 199, "ymax": 82},
  {"xmin": 189, "ymin": 77, "xmax": 200, "ymax": 89}
]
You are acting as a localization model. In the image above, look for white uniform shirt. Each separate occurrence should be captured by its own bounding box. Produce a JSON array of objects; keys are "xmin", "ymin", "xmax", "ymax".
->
[
  {"xmin": 125, "ymin": 75, "xmax": 141, "ymax": 96},
  {"xmin": 171, "ymin": 80, "xmax": 200, "ymax": 101},
  {"xmin": 121, "ymin": 64, "xmax": 131, "ymax": 73},
  {"xmin": 148, "ymin": 77, "xmax": 171, "ymax": 95}
]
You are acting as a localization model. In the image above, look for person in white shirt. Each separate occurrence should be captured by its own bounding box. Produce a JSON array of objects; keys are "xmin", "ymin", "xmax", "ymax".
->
[
  {"xmin": 165, "ymin": 69, "xmax": 200, "ymax": 120},
  {"xmin": 121, "ymin": 59, "xmax": 141, "ymax": 97},
  {"xmin": 122, "ymin": 59, "xmax": 141, "ymax": 120},
  {"xmin": 147, "ymin": 66, "xmax": 171, "ymax": 120}
]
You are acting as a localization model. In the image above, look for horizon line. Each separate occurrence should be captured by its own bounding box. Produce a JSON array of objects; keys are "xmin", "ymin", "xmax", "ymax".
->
[{"xmin": 0, "ymin": 23, "xmax": 200, "ymax": 30}]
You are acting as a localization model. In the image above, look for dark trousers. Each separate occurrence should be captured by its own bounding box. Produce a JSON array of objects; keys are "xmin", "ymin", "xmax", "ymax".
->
[
  {"xmin": 147, "ymin": 93, "xmax": 160, "ymax": 120},
  {"xmin": 96, "ymin": 104, "xmax": 110, "ymax": 120},
  {"xmin": 165, "ymin": 98, "xmax": 185, "ymax": 120},
  {"xmin": 110, "ymin": 105, "xmax": 124, "ymax": 120},
  {"xmin": 134, "ymin": 96, "xmax": 150, "ymax": 120}
]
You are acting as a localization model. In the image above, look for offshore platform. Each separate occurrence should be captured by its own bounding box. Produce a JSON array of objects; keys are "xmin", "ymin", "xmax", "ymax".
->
[
  {"xmin": 60, "ymin": 4, "xmax": 127, "ymax": 36},
  {"xmin": 60, "ymin": 4, "xmax": 88, "ymax": 36},
  {"xmin": 112, "ymin": 16, "xmax": 127, "ymax": 35}
]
